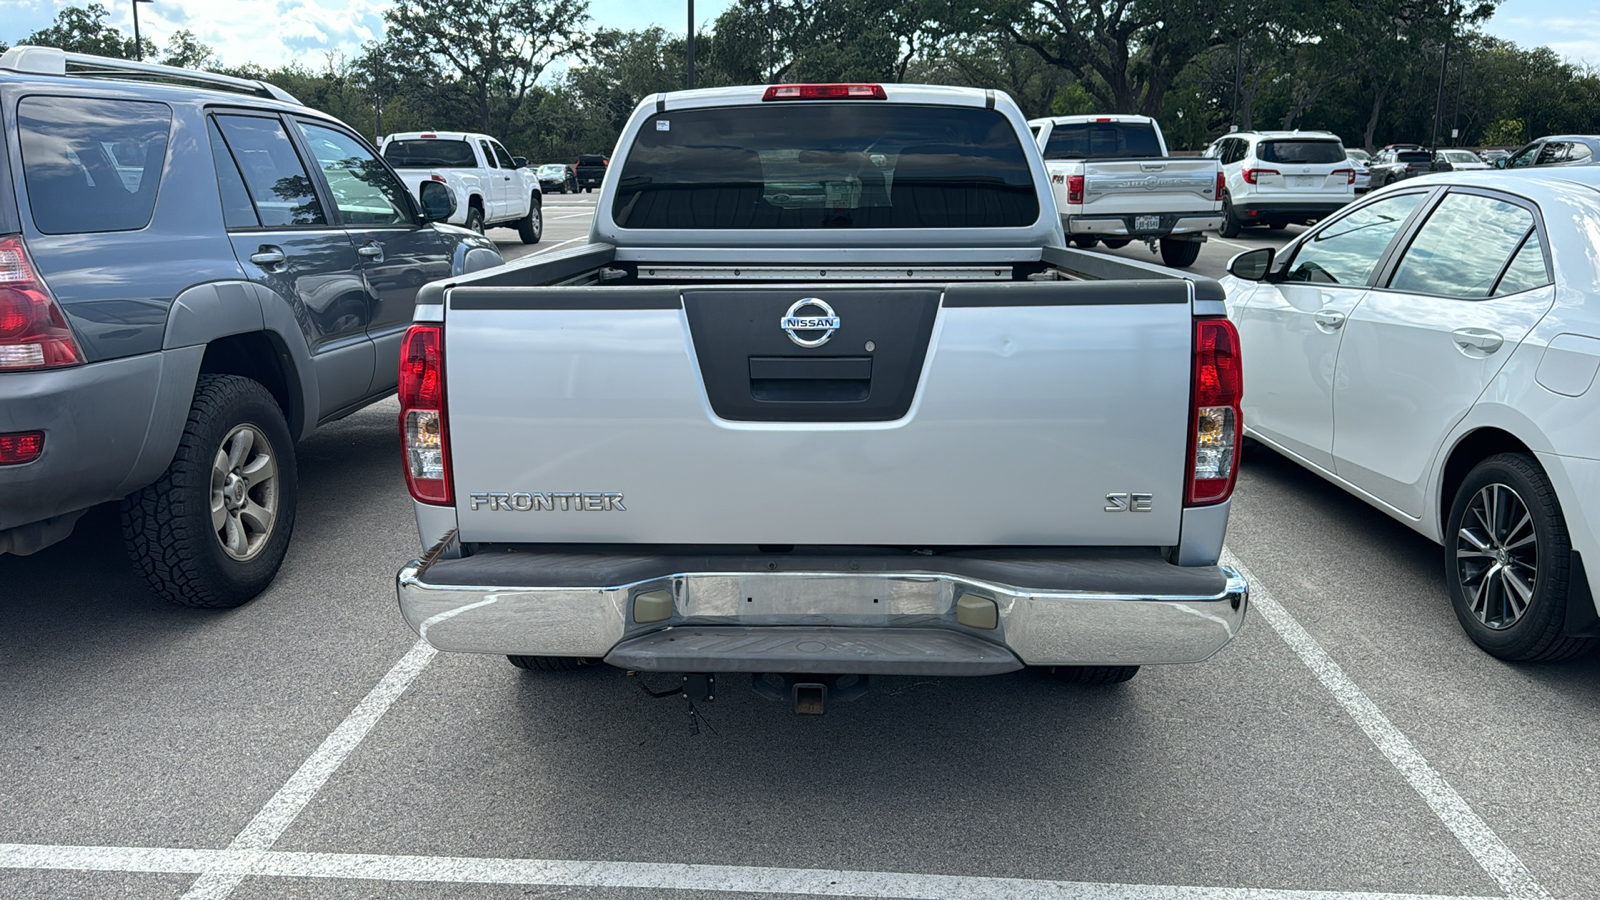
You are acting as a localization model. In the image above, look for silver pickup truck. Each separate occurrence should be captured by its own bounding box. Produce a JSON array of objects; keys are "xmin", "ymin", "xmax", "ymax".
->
[{"xmin": 394, "ymin": 83, "xmax": 1248, "ymax": 711}]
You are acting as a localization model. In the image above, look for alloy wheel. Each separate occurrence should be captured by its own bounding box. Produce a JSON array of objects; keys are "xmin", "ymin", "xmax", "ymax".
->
[
  {"xmin": 1455, "ymin": 482, "xmax": 1539, "ymax": 630},
  {"xmin": 210, "ymin": 424, "xmax": 279, "ymax": 561}
]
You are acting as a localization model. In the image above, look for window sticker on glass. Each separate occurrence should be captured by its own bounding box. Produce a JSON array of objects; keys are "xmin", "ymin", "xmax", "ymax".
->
[{"xmin": 655, "ymin": 120, "xmax": 670, "ymax": 131}]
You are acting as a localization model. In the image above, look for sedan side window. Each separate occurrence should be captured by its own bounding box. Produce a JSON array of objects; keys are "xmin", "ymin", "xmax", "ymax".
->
[
  {"xmin": 1389, "ymin": 193, "xmax": 1535, "ymax": 299},
  {"xmin": 296, "ymin": 121, "xmax": 413, "ymax": 227},
  {"xmin": 1567, "ymin": 143, "xmax": 1593, "ymax": 164},
  {"xmin": 1536, "ymin": 142, "xmax": 1566, "ymax": 166},
  {"xmin": 1508, "ymin": 144, "xmax": 1541, "ymax": 168},
  {"xmin": 1285, "ymin": 193, "xmax": 1425, "ymax": 285},
  {"xmin": 1492, "ymin": 231, "xmax": 1551, "ymax": 296}
]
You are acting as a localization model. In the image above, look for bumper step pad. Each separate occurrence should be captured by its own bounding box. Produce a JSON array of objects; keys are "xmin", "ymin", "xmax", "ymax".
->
[{"xmin": 604, "ymin": 626, "xmax": 1023, "ymax": 676}]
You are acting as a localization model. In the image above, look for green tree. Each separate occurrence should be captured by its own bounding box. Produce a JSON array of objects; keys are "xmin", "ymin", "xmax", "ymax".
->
[
  {"xmin": 160, "ymin": 29, "xmax": 217, "ymax": 69},
  {"xmin": 22, "ymin": 3, "xmax": 150, "ymax": 59},
  {"xmin": 381, "ymin": 0, "xmax": 591, "ymax": 135}
]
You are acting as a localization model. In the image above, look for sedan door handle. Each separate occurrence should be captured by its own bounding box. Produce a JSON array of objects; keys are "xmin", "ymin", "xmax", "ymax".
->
[
  {"xmin": 357, "ymin": 243, "xmax": 384, "ymax": 259},
  {"xmin": 248, "ymin": 247, "xmax": 286, "ymax": 267},
  {"xmin": 1452, "ymin": 328, "xmax": 1504, "ymax": 353},
  {"xmin": 1313, "ymin": 309, "xmax": 1346, "ymax": 329}
]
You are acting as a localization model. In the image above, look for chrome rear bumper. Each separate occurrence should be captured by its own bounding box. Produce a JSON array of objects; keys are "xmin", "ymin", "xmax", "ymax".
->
[{"xmin": 397, "ymin": 551, "xmax": 1248, "ymax": 673}]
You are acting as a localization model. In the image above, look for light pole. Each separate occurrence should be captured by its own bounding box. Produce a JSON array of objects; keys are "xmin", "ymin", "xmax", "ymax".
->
[
  {"xmin": 686, "ymin": 0, "xmax": 695, "ymax": 89},
  {"xmin": 132, "ymin": 0, "xmax": 153, "ymax": 62}
]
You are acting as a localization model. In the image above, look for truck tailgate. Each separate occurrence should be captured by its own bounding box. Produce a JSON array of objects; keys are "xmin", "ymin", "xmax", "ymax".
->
[
  {"xmin": 1070, "ymin": 159, "xmax": 1219, "ymax": 215},
  {"xmin": 443, "ymin": 280, "xmax": 1193, "ymax": 546}
]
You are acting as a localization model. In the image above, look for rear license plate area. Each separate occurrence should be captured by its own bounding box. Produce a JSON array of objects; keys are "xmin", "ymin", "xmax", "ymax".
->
[{"xmin": 1134, "ymin": 215, "xmax": 1160, "ymax": 231}]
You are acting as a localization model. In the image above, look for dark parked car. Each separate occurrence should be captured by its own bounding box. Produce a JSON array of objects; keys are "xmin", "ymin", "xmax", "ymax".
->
[
  {"xmin": 1497, "ymin": 135, "xmax": 1600, "ymax": 169},
  {"xmin": 0, "ymin": 46, "xmax": 502, "ymax": 606},
  {"xmin": 1369, "ymin": 147, "xmax": 1435, "ymax": 187},
  {"xmin": 575, "ymin": 153, "xmax": 608, "ymax": 192},
  {"xmin": 536, "ymin": 162, "xmax": 576, "ymax": 193}
]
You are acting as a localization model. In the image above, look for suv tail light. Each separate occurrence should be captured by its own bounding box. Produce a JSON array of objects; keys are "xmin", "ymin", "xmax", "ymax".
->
[
  {"xmin": 399, "ymin": 323, "xmax": 451, "ymax": 505},
  {"xmin": 0, "ymin": 235, "xmax": 84, "ymax": 371},
  {"xmin": 1186, "ymin": 318, "xmax": 1243, "ymax": 506},
  {"xmin": 762, "ymin": 84, "xmax": 887, "ymax": 101},
  {"xmin": 1331, "ymin": 168, "xmax": 1356, "ymax": 184},
  {"xmin": 1214, "ymin": 171, "xmax": 1225, "ymax": 201},
  {"xmin": 1067, "ymin": 174, "xmax": 1085, "ymax": 204},
  {"xmin": 1241, "ymin": 167, "xmax": 1278, "ymax": 185}
]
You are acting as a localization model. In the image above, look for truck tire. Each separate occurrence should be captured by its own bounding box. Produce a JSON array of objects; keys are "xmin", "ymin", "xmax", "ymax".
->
[
  {"xmin": 1219, "ymin": 195, "xmax": 1242, "ymax": 238},
  {"xmin": 1070, "ymin": 236, "xmax": 1098, "ymax": 249},
  {"xmin": 517, "ymin": 197, "xmax": 543, "ymax": 245},
  {"xmin": 1101, "ymin": 239, "xmax": 1131, "ymax": 249},
  {"xmin": 1049, "ymin": 665, "xmax": 1140, "ymax": 684},
  {"xmin": 1444, "ymin": 453, "xmax": 1595, "ymax": 662},
  {"xmin": 465, "ymin": 205, "xmax": 485, "ymax": 235},
  {"xmin": 507, "ymin": 655, "xmax": 602, "ymax": 671},
  {"xmin": 1159, "ymin": 238, "xmax": 1202, "ymax": 268},
  {"xmin": 121, "ymin": 375, "xmax": 297, "ymax": 609}
]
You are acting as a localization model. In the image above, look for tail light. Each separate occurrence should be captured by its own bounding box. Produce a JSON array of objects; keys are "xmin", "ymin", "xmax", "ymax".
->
[
  {"xmin": 762, "ymin": 84, "xmax": 887, "ymax": 101},
  {"xmin": 0, "ymin": 235, "xmax": 84, "ymax": 371},
  {"xmin": 1214, "ymin": 171, "xmax": 1225, "ymax": 201},
  {"xmin": 1067, "ymin": 174, "xmax": 1084, "ymax": 205},
  {"xmin": 1331, "ymin": 168, "xmax": 1355, "ymax": 184},
  {"xmin": 1186, "ymin": 318, "xmax": 1243, "ymax": 506},
  {"xmin": 1241, "ymin": 168, "xmax": 1278, "ymax": 185},
  {"xmin": 0, "ymin": 431, "xmax": 44, "ymax": 466},
  {"xmin": 399, "ymin": 323, "xmax": 451, "ymax": 505}
]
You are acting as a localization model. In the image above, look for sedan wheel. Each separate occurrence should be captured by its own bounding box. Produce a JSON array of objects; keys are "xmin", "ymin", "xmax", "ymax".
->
[{"xmin": 1445, "ymin": 453, "xmax": 1593, "ymax": 661}]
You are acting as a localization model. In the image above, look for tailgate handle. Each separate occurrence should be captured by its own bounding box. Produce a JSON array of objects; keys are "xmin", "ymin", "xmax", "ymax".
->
[{"xmin": 749, "ymin": 357, "xmax": 873, "ymax": 380}]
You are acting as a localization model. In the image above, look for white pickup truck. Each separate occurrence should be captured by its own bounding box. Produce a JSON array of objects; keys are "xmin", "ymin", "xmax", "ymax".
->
[
  {"xmin": 1030, "ymin": 115, "xmax": 1223, "ymax": 268},
  {"xmin": 393, "ymin": 83, "xmax": 1249, "ymax": 713},
  {"xmin": 380, "ymin": 130, "xmax": 543, "ymax": 243}
]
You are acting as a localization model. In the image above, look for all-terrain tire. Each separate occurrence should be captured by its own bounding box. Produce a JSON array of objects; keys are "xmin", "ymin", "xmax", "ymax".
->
[
  {"xmin": 507, "ymin": 655, "xmax": 603, "ymax": 671},
  {"xmin": 121, "ymin": 375, "xmax": 297, "ymax": 609},
  {"xmin": 1049, "ymin": 665, "xmax": 1140, "ymax": 684},
  {"xmin": 1445, "ymin": 453, "xmax": 1595, "ymax": 662},
  {"xmin": 1159, "ymin": 238, "xmax": 1202, "ymax": 268},
  {"xmin": 517, "ymin": 196, "xmax": 543, "ymax": 244},
  {"xmin": 465, "ymin": 205, "xmax": 485, "ymax": 234}
]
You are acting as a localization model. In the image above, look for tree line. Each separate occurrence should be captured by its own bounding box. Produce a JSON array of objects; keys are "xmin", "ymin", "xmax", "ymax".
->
[{"xmin": 7, "ymin": 0, "xmax": 1600, "ymax": 163}]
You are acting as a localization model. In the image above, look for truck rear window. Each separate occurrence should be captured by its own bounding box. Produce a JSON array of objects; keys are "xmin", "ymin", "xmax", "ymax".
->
[
  {"xmin": 1258, "ymin": 140, "xmax": 1346, "ymax": 164},
  {"xmin": 612, "ymin": 104, "xmax": 1039, "ymax": 230},
  {"xmin": 383, "ymin": 139, "xmax": 476, "ymax": 168},
  {"xmin": 17, "ymin": 96, "xmax": 171, "ymax": 234},
  {"xmin": 1042, "ymin": 122, "xmax": 1162, "ymax": 160}
]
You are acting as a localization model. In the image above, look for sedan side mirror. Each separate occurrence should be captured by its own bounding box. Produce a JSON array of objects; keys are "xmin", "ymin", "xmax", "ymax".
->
[
  {"xmin": 418, "ymin": 180, "xmax": 457, "ymax": 223},
  {"xmin": 1228, "ymin": 247, "xmax": 1276, "ymax": 282},
  {"xmin": 512, "ymin": 156, "xmax": 527, "ymax": 169},
  {"xmin": 1494, "ymin": 158, "xmax": 1508, "ymax": 169}
]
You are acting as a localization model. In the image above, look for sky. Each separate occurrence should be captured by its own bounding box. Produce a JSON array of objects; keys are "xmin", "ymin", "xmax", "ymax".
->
[{"xmin": 0, "ymin": 0, "xmax": 1594, "ymax": 74}]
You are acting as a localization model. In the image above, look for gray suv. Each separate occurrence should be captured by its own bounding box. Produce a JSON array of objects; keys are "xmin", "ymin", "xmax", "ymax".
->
[{"xmin": 0, "ymin": 47, "xmax": 502, "ymax": 606}]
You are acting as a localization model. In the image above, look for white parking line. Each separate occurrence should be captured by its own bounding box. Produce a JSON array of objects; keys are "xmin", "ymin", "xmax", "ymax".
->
[
  {"xmin": 177, "ymin": 639, "xmax": 437, "ymax": 900},
  {"xmin": 1222, "ymin": 549, "xmax": 1549, "ymax": 900},
  {"xmin": 1211, "ymin": 237, "xmax": 1257, "ymax": 251},
  {"xmin": 0, "ymin": 844, "xmax": 1509, "ymax": 900}
]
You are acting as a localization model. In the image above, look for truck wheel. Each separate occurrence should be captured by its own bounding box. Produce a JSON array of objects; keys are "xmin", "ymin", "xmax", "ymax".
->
[
  {"xmin": 1101, "ymin": 239, "xmax": 1131, "ymax": 249},
  {"xmin": 507, "ymin": 655, "xmax": 602, "ymax": 671},
  {"xmin": 1049, "ymin": 665, "xmax": 1140, "ymax": 684},
  {"xmin": 1445, "ymin": 453, "xmax": 1594, "ymax": 662},
  {"xmin": 465, "ymin": 206, "xmax": 485, "ymax": 235},
  {"xmin": 1219, "ymin": 195, "xmax": 1242, "ymax": 238},
  {"xmin": 1070, "ymin": 236, "xmax": 1098, "ymax": 249},
  {"xmin": 517, "ymin": 197, "xmax": 543, "ymax": 245},
  {"xmin": 121, "ymin": 375, "xmax": 297, "ymax": 609},
  {"xmin": 1159, "ymin": 238, "xmax": 1202, "ymax": 268}
]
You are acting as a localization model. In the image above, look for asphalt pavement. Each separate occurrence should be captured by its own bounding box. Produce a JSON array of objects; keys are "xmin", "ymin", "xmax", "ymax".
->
[{"xmin": 4, "ymin": 198, "xmax": 1597, "ymax": 900}]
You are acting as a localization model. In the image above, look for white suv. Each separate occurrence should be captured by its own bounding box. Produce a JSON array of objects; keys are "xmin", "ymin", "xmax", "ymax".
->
[{"xmin": 1206, "ymin": 131, "xmax": 1356, "ymax": 236}]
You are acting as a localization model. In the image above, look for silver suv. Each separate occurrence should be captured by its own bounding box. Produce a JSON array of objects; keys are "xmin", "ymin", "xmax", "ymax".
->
[
  {"xmin": 0, "ymin": 47, "xmax": 502, "ymax": 606},
  {"xmin": 1207, "ymin": 130, "xmax": 1356, "ymax": 236}
]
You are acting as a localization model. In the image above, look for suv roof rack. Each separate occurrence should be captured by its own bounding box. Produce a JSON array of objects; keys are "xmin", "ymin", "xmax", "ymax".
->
[{"xmin": 0, "ymin": 45, "xmax": 301, "ymax": 105}]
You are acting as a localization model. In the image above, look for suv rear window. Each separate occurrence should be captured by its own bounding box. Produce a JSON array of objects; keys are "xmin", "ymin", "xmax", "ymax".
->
[
  {"xmin": 612, "ymin": 104, "xmax": 1038, "ymax": 230},
  {"xmin": 1257, "ymin": 140, "xmax": 1346, "ymax": 165},
  {"xmin": 383, "ymin": 139, "xmax": 476, "ymax": 168},
  {"xmin": 1397, "ymin": 151, "xmax": 1432, "ymax": 164},
  {"xmin": 17, "ymin": 96, "xmax": 172, "ymax": 234},
  {"xmin": 1042, "ymin": 122, "xmax": 1162, "ymax": 160}
]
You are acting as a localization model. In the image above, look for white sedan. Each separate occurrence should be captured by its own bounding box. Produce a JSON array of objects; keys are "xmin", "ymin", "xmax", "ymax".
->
[
  {"xmin": 1222, "ymin": 170, "xmax": 1600, "ymax": 662},
  {"xmin": 1437, "ymin": 149, "xmax": 1491, "ymax": 171}
]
